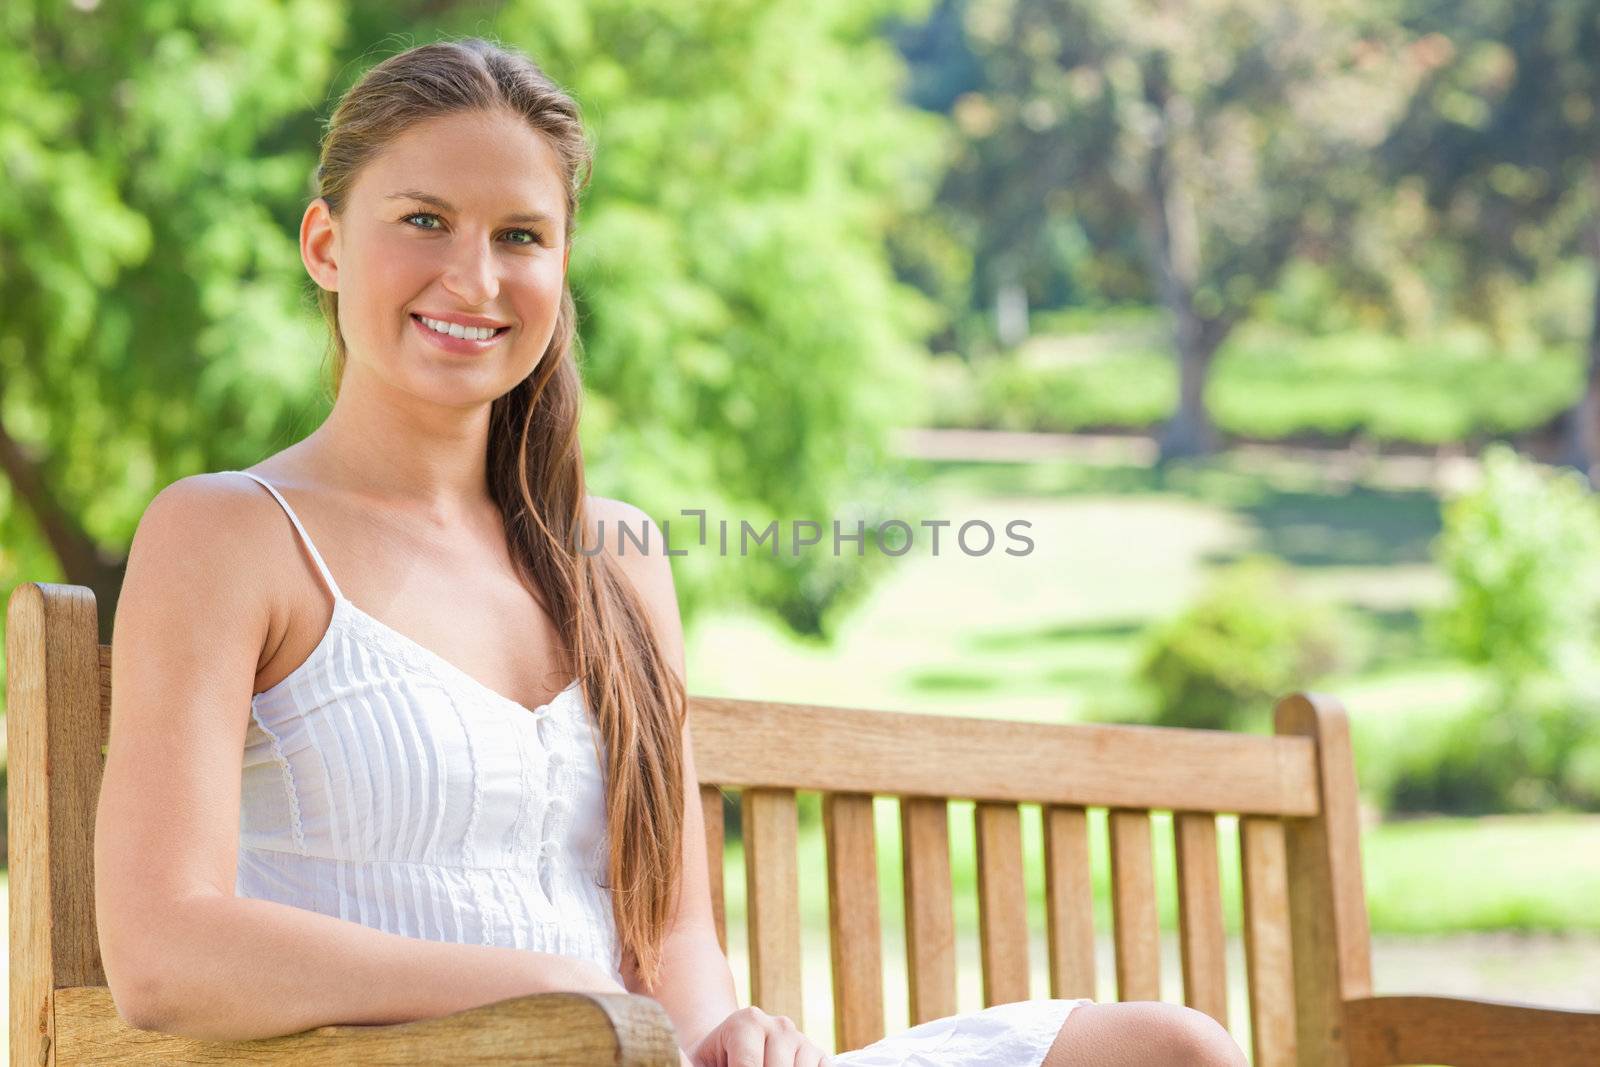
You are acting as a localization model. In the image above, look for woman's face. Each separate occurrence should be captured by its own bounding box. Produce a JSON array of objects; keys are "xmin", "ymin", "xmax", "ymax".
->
[{"xmin": 301, "ymin": 107, "xmax": 571, "ymax": 403}]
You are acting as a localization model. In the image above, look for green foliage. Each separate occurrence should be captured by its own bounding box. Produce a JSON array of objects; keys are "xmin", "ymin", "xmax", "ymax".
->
[
  {"xmin": 1387, "ymin": 693, "xmax": 1600, "ymax": 815},
  {"xmin": 1432, "ymin": 445, "xmax": 1600, "ymax": 684},
  {"xmin": 1375, "ymin": 2, "xmax": 1600, "ymax": 341},
  {"xmin": 939, "ymin": 0, "xmax": 1425, "ymax": 353},
  {"xmin": 1, "ymin": 0, "xmax": 346, "ymax": 560},
  {"xmin": 1136, "ymin": 556, "xmax": 1352, "ymax": 732},
  {"xmin": 1391, "ymin": 446, "xmax": 1600, "ymax": 813}
]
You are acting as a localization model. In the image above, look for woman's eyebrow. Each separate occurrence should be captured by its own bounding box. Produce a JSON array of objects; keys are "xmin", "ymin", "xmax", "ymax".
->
[{"xmin": 385, "ymin": 189, "xmax": 554, "ymax": 226}]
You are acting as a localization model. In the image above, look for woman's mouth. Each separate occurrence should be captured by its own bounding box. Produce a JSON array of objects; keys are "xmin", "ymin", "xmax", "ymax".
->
[{"xmin": 409, "ymin": 313, "xmax": 511, "ymax": 354}]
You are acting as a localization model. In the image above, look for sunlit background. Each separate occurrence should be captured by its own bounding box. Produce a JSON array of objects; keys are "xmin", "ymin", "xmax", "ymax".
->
[{"xmin": 5, "ymin": 0, "xmax": 1600, "ymax": 1060}]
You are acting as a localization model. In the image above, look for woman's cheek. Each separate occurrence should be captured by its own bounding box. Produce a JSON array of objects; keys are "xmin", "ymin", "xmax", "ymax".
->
[{"xmin": 366, "ymin": 234, "xmax": 435, "ymax": 295}]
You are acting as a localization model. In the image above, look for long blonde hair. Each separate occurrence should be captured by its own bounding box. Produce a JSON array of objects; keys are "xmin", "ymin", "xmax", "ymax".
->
[{"xmin": 311, "ymin": 37, "xmax": 685, "ymax": 987}]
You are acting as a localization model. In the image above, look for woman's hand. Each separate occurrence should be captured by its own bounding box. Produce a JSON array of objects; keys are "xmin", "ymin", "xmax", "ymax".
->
[{"xmin": 686, "ymin": 1006, "xmax": 835, "ymax": 1067}]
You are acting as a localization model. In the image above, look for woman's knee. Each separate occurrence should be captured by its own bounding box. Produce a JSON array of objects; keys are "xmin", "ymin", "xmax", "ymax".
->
[
  {"xmin": 1053, "ymin": 1001, "xmax": 1246, "ymax": 1067},
  {"xmin": 1145, "ymin": 1003, "xmax": 1246, "ymax": 1067}
]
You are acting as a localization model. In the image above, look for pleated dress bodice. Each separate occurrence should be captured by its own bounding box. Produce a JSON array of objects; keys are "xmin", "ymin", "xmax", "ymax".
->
[{"xmin": 225, "ymin": 470, "xmax": 622, "ymax": 985}]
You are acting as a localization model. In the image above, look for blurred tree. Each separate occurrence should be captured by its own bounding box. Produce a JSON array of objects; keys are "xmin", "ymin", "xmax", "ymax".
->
[
  {"xmin": 1, "ymin": 0, "xmax": 346, "ymax": 638},
  {"xmin": 936, "ymin": 0, "xmax": 1425, "ymax": 458},
  {"xmin": 0, "ymin": 0, "xmax": 945, "ymax": 641},
  {"xmin": 1375, "ymin": 2, "xmax": 1600, "ymax": 483}
]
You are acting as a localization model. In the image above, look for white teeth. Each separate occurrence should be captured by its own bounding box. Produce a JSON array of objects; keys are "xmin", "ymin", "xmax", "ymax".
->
[{"xmin": 418, "ymin": 316, "xmax": 498, "ymax": 341}]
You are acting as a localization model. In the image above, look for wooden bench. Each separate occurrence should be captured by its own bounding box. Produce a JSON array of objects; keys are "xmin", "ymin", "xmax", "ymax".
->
[{"xmin": 8, "ymin": 581, "xmax": 1600, "ymax": 1065}]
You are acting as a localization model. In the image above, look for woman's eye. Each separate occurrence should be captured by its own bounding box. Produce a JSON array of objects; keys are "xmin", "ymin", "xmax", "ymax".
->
[{"xmin": 402, "ymin": 213, "xmax": 541, "ymax": 246}]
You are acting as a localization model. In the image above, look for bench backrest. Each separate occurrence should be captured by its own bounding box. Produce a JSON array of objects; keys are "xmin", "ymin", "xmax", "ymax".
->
[{"xmin": 7, "ymin": 582, "xmax": 1376, "ymax": 1067}]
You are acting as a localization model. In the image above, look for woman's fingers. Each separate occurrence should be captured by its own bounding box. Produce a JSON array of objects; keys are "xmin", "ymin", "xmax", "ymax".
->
[{"xmin": 726, "ymin": 1023, "xmax": 767, "ymax": 1067}]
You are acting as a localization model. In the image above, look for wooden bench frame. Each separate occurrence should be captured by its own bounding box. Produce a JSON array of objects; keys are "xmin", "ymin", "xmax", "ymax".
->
[{"xmin": 8, "ymin": 581, "xmax": 1600, "ymax": 1065}]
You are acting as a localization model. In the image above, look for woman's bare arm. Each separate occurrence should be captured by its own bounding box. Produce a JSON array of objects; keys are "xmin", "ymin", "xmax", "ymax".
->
[
  {"xmin": 95, "ymin": 476, "xmax": 627, "ymax": 1041},
  {"xmin": 120, "ymin": 891, "xmax": 628, "ymax": 1040}
]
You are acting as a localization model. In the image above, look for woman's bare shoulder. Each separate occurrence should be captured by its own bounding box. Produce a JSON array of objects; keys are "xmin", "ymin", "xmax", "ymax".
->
[
  {"xmin": 582, "ymin": 493, "xmax": 667, "ymax": 550},
  {"xmin": 121, "ymin": 471, "xmax": 297, "ymax": 643},
  {"xmin": 582, "ymin": 495, "xmax": 675, "ymax": 584},
  {"xmin": 137, "ymin": 471, "xmax": 291, "ymax": 560}
]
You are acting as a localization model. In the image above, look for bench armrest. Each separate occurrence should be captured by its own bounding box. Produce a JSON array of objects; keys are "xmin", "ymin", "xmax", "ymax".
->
[
  {"xmin": 1343, "ymin": 993, "xmax": 1600, "ymax": 1067},
  {"xmin": 51, "ymin": 984, "xmax": 681, "ymax": 1065}
]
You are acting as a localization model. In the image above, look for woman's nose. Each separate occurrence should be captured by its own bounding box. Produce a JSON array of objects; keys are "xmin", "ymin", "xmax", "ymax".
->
[{"xmin": 440, "ymin": 236, "xmax": 499, "ymax": 306}]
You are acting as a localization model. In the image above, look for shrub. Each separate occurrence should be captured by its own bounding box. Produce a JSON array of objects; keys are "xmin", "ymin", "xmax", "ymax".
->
[
  {"xmin": 1392, "ymin": 446, "xmax": 1600, "ymax": 814},
  {"xmin": 1388, "ymin": 687, "xmax": 1600, "ymax": 815},
  {"xmin": 1136, "ymin": 556, "xmax": 1352, "ymax": 732},
  {"xmin": 1431, "ymin": 444, "xmax": 1600, "ymax": 687}
]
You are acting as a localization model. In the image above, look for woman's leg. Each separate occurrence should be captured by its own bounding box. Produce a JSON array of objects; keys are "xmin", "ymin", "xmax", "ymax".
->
[{"xmin": 1040, "ymin": 1001, "xmax": 1248, "ymax": 1067}]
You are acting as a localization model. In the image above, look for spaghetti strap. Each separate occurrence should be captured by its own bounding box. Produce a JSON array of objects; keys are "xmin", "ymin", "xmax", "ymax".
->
[{"xmin": 225, "ymin": 470, "xmax": 344, "ymax": 602}]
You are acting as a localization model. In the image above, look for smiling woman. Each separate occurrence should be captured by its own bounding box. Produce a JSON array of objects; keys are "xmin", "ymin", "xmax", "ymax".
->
[{"xmin": 92, "ymin": 34, "xmax": 1243, "ymax": 1067}]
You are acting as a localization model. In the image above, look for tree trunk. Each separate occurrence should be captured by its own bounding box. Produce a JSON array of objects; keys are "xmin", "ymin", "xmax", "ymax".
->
[
  {"xmin": 0, "ymin": 412, "xmax": 126, "ymax": 642},
  {"xmin": 995, "ymin": 275, "xmax": 1029, "ymax": 349},
  {"xmin": 1133, "ymin": 53, "xmax": 1230, "ymax": 462},
  {"xmin": 1562, "ymin": 249, "xmax": 1600, "ymax": 487},
  {"xmin": 1160, "ymin": 316, "xmax": 1224, "ymax": 460}
]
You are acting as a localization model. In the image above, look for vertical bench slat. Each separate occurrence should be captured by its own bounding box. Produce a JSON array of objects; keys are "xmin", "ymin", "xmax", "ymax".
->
[
  {"xmin": 744, "ymin": 788, "xmax": 804, "ymax": 1027},
  {"xmin": 700, "ymin": 785, "xmax": 727, "ymax": 954},
  {"xmin": 1174, "ymin": 811, "xmax": 1228, "ymax": 1026},
  {"xmin": 1241, "ymin": 815, "xmax": 1297, "ymax": 1067},
  {"xmin": 8, "ymin": 584, "xmax": 106, "ymax": 1067},
  {"xmin": 1042, "ymin": 805, "xmax": 1096, "ymax": 1000},
  {"xmin": 900, "ymin": 796, "xmax": 958, "ymax": 1025},
  {"xmin": 1108, "ymin": 808, "xmax": 1161, "ymax": 1002},
  {"xmin": 823, "ymin": 793, "xmax": 886, "ymax": 1051},
  {"xmin": 974, "ymin": 801, "xmax": 1030, "ymax": 1006}
]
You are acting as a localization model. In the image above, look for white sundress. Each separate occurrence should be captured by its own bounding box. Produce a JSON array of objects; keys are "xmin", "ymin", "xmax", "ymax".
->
[{"xmin": 226, "ymin": 470, "xmax": 1094, "ymax": 1065}]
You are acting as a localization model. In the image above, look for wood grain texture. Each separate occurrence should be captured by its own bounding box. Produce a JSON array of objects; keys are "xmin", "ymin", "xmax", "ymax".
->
[
  {"xmin": 700, "ymin": 785, "xmax": 728, "ymax": 954},
  {"xmin": 899, "ymin": 797, "xmax": 957, "ymax": 1025},
  {"xmin": 743, "ymin": 788, "xmax": 804, "ymax": 1027},
  {"xmin": 1108, "ymin": 809, "xmax": 1160, "ymax": 1003},
  {"xmin": 52, "ymin": 985, "xmax": 680, "ymax": 1065},
  {"xmin": 1343, "ymin": 994, "xmax": 1600, "ymax": 1067},
  {"xmin": 822, "ymin": 793, "xmax": 885, "ymax": 1052},
  {"xmin": 9, "ymin": 583, "xmax": 107, "ymax": 1067},
  {"xmin": 1241, "ymin": 816, "xmax": 1297, "ymax": 1067},
  {"xmin": 974, "ymin": 802, "xmax": 1030, "ymax": 1006},
  {"xmin": 1173, "ymin": 812, "xmax": 1227, "ymax": 1027},
  {"xmin": 1275, "ymin": 693, "xmax": 1373, "ymax": 1067},
  {"xmin": 689, "ymin": 697, "xmax": 1318, "ymax": 816},
  {"xmin": 1042, "ymin": 805, "xmax": 1096, "ymax": 1001}
]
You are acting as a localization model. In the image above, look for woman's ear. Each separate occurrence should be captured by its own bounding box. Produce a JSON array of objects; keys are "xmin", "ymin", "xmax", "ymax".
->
[{"xmin": 300, "ymin": 197, "xmax": 339, "ymax": 292}]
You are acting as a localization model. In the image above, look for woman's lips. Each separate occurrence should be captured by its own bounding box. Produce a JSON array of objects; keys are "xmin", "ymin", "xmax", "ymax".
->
[{"xmin": 409, "ymin": 313, "xmax": 510, "ymax": 355}]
